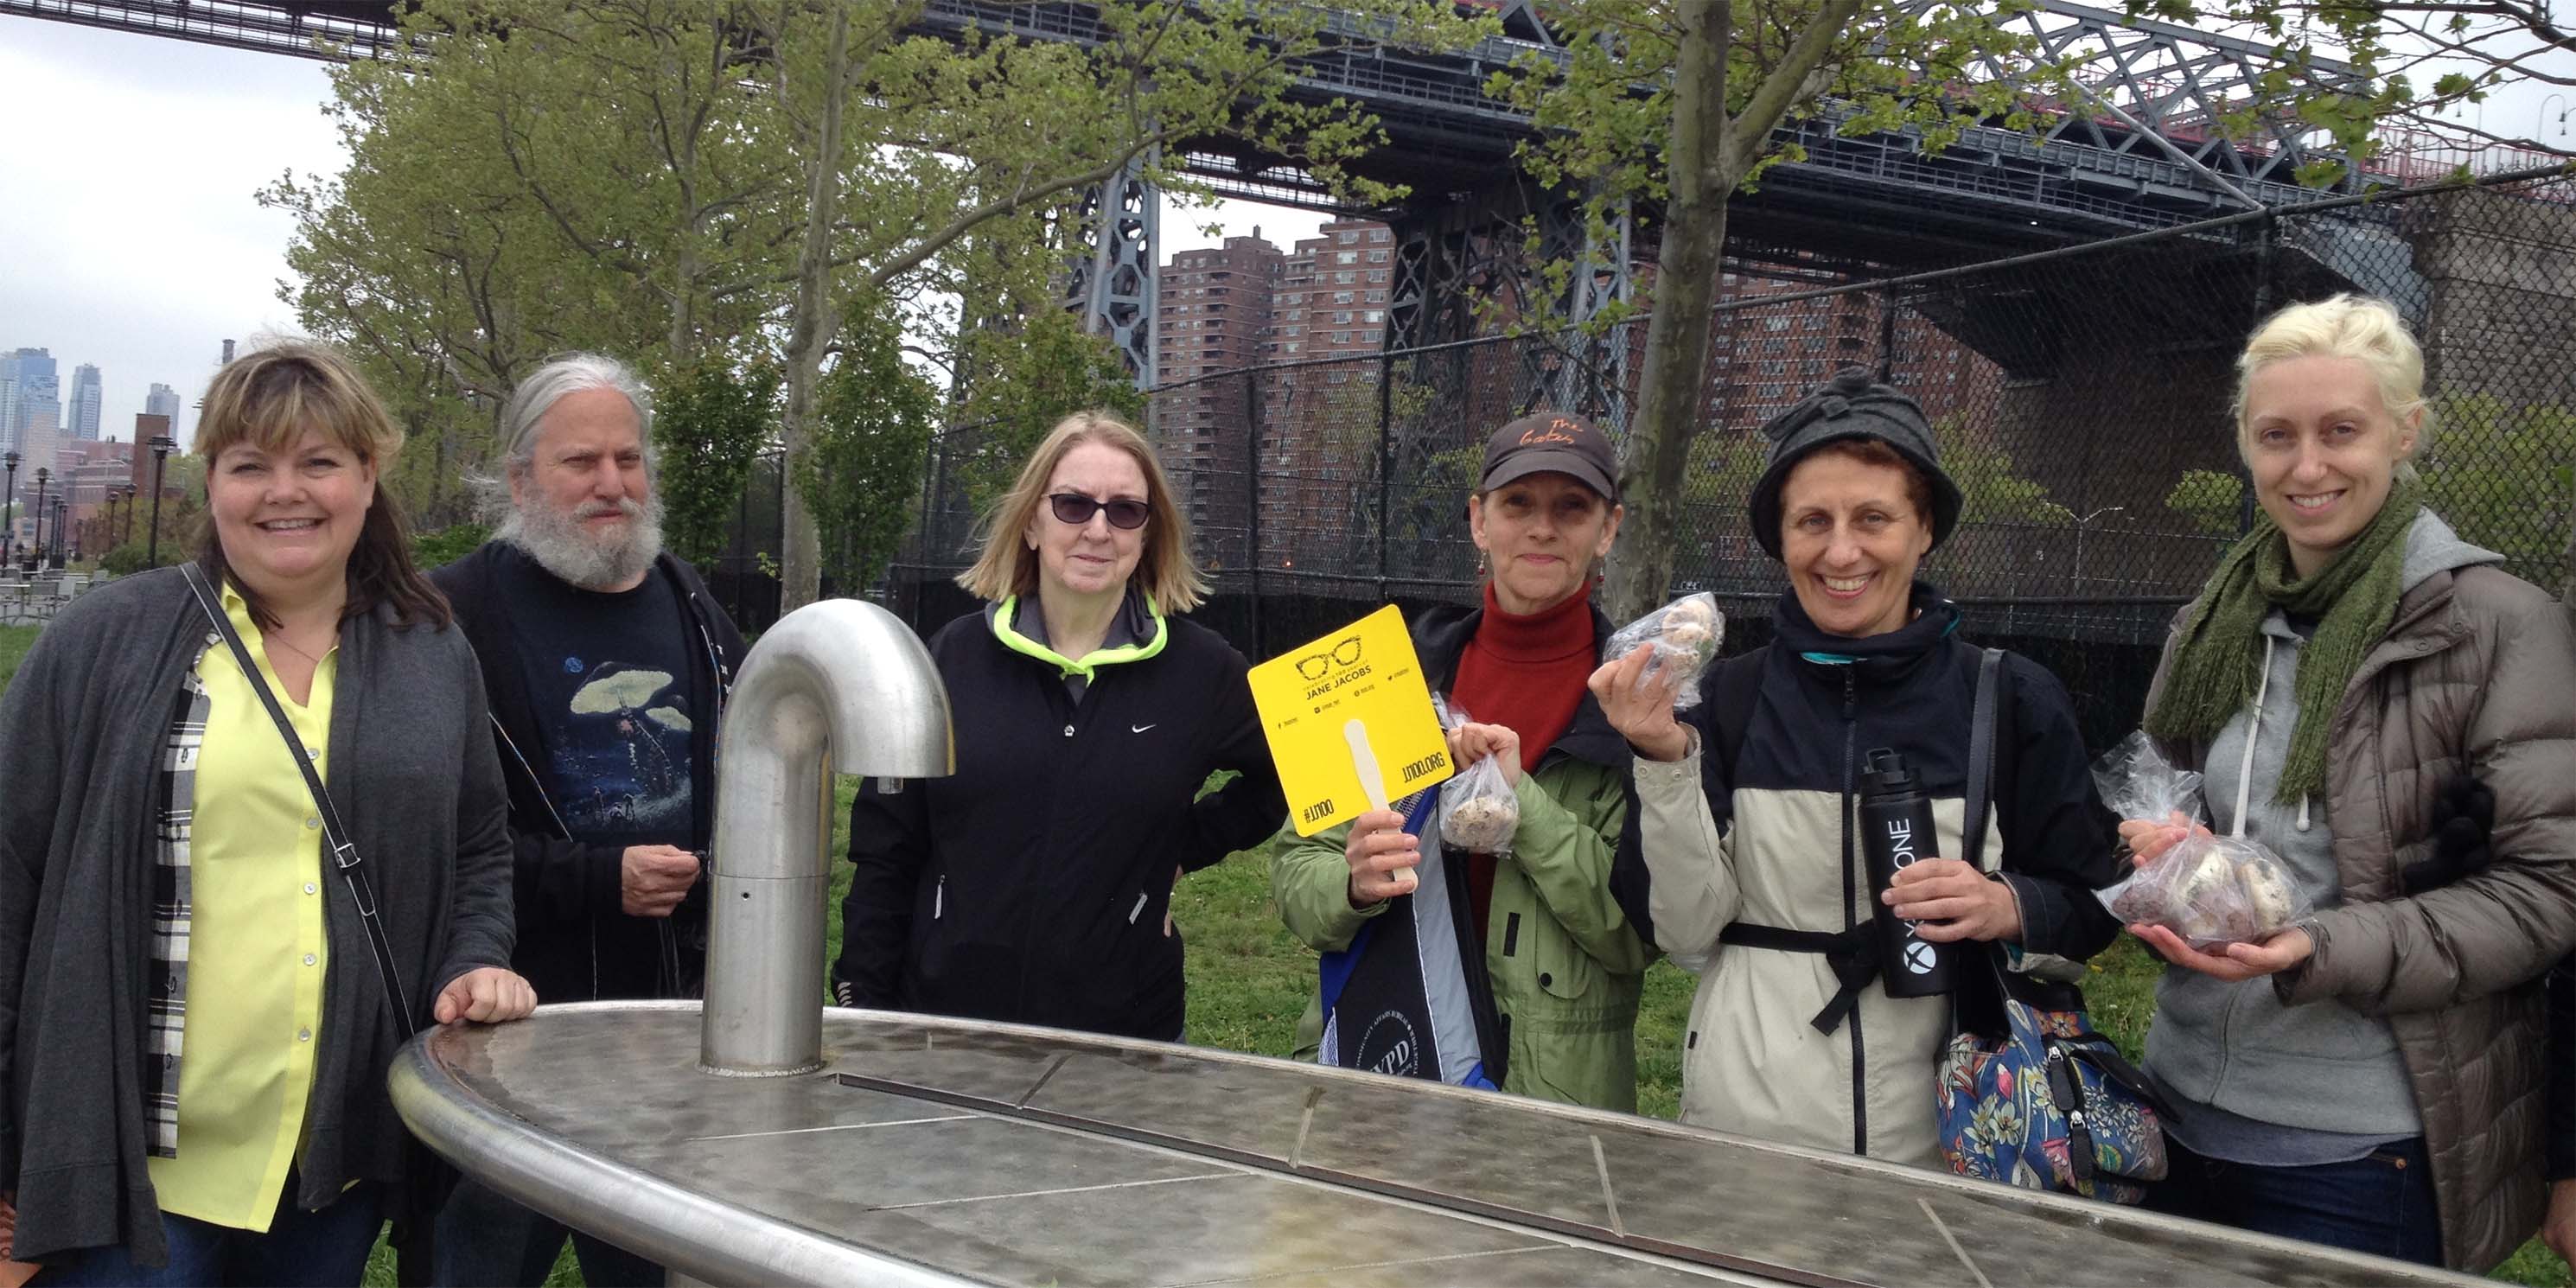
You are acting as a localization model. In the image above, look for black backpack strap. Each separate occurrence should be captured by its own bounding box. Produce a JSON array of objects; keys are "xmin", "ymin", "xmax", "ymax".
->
[
  {"xmin": 1957, "ymin": 647, "xmax": 2082, "ymax": 1026},
  {"xmin": 181, "ymin": 563, "xmax": 419, "ymax": 1039},
  {"xmin": 1704, "ymin": 643, "xmax": 1768, "ymax": 787},
  {"xmin": 1962, "ymin": 647, "xmax": 2003, "ymax": 874},
  {"xmin": 1720, "ymin": 921, "xmax": 1879, "ymax": 1034}
]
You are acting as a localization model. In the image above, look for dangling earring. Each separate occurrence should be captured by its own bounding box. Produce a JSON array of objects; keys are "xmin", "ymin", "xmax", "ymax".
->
[{"xmin": 1476, "ymin": 552, "xmax": 1489, "ymax": 578}]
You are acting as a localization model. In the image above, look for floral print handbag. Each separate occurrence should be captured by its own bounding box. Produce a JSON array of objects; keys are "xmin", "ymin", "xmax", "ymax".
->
[
  {"xmin": 1935, "ymin": 964, "xmax": 2171, "ymax": 1202},
  {"xmin": 1930, "ymin": 647, "xmax": 2171, "ymax": 1203}
]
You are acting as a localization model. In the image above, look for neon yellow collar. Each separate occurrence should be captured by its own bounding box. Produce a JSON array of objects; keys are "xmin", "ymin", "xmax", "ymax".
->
[{"xmin": 991, "ymin": 594, "xmax": 1169, "ymax": 681}]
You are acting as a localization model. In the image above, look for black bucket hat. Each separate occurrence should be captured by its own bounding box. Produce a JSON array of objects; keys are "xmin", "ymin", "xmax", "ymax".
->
[{"xmin": 1746, "ymin": 368, "xmax": 1962, "ymax": 558}]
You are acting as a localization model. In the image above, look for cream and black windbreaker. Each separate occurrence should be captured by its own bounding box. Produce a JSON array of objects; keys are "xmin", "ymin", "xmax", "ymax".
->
[{"xmin": 1622, "ymin": 587, "xmax": 2125, "ymax": 1164}]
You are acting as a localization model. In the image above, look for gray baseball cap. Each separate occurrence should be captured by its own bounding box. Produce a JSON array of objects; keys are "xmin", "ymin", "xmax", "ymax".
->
[{"xmin": 1480, "ymin": 411, "xmax": 1619, "ymax": 501}]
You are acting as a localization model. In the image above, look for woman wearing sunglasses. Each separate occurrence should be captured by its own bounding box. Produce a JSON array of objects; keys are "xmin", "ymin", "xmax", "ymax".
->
[
  {"xmin": 1271, "ymin": 413, "xmax": 1654, "ymax": 1112},
  {"xmin": 833, "ymin": 411, "xmax": 1285, "ymax": 1042}
]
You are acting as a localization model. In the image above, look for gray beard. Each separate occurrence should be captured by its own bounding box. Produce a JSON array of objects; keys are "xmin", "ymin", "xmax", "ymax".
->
[{"xmin": 498, "ymin": 492, "xmax": 666, "ymax": 591}]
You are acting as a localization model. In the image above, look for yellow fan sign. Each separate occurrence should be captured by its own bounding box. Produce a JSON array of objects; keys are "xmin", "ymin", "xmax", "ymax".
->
[{"xmin": 1248, "ymin": 605, "xmax": 1455, "ymax": 837}]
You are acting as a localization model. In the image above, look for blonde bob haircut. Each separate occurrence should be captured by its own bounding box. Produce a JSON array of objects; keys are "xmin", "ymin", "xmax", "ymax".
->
[
  {"xmin": 2233, "ymin": 294, "xmax": 2433, "ymax": 481},
  {"xmin": 955, "ymin": 410, "xmax": 1209, "ymax": 613},
  {"xmin": 194, "ymin": 340, "xmax": 450, "ymax": 633}
]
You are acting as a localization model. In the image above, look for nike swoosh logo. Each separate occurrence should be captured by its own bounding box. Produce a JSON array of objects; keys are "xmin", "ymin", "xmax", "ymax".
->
[{"xmin": 1131, "ymin": 724, "xmax": 1157, "ymax": 733}]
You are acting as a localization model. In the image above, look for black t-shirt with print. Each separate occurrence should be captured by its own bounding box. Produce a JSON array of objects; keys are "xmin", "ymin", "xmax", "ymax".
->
[{"xmin": 499, "ymin": 545, "xmax": 701, "ymax": 850}]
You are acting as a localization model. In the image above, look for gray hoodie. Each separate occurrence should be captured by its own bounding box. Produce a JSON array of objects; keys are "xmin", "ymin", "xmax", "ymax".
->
[{"xmin": 2144, "ymin": 511, "xmax": 2503, "ymax": 1157}]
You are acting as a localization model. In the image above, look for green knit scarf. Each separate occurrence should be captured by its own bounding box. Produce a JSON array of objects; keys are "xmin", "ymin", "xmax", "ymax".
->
[{"xmin": 2145, "ymin": 478, "xmax": 2422, "ymax": 803}]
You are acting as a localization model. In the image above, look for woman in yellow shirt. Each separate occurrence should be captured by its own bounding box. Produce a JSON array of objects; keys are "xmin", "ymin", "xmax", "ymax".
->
[{"xmin": 0, "ymin": 343, "xmax": 534, "ymax": 1283}]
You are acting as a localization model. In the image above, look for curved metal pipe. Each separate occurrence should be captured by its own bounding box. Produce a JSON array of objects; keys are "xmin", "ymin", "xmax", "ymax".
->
[{"xmin": 701, "ymin": 599, "xmax": 951, "ymax": 1074}]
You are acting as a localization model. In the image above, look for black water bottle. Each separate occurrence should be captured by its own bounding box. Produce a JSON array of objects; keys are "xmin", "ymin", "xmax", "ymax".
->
[{"xmin": 1859, "ymin": 748, "xmax": 1961, "ymax": 999}]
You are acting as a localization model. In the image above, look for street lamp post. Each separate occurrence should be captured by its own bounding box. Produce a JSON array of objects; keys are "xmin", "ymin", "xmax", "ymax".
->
[
  {"xmin": 29, "ymin": 469, "xmax": 50, "ymax": 572},
  {"xmin": 145, "ymin": 435, "xmax": 175, "ymax": 570},
  {"xmin": 121, "ymin": 481, "xmax": 139, "ymax": 546},
  {"xmin": 54, "ymin": 497, "xmax": 70, "ymax": 564},
  {"xmin": 1, "ymin": 450, "xmax": 17, "ymax": 567}
]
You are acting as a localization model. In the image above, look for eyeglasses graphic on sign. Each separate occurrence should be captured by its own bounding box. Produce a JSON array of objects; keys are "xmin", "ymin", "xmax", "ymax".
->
[{"xmin": 1295, "ymin": 635, "xmax": 1365, "ymax": 680}]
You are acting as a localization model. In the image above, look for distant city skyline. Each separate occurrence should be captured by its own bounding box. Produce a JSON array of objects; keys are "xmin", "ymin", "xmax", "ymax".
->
[
  {"xmin": 0, "ymin": 348, "xmax": 181, "ymax": 451},
  {"xmin": 0, "ymin": 16, "xmax": 341, "ymax": 451},
  {"xmin": 67, "ymin": 363, "xmax": 101, "ymax": 441}
]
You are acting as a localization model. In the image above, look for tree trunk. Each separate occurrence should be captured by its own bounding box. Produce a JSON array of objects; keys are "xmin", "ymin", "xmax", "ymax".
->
[
  {"xmin": 776, "ymin": 5, "xmax": 851, "ymax": 614},
  {"xmin": 1604, "ymin": 3, "xmax": 1733, "ymax": 622}
]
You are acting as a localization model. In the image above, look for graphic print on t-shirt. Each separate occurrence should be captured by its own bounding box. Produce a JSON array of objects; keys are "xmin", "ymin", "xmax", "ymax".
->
[{"xmin": 547, "ymin": 659, "xmax": 693, "ymax": 837}]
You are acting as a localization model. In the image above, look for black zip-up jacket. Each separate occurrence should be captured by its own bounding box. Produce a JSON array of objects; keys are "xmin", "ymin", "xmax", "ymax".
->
[
  {"xmin": 832, "ymin": 602, "xmax": 1285, "ymax": 1040},
  {"xmin": 2551, "ymin": 953, "xmax": 2574, "ymax": 1182},
  {"xmin": 1623, "ymin": 584, "xmax": 2126, "ymax": 1159},
  {"xmin": 430, "ymin": 543, "xmax": 743, "ymax": 1002}
]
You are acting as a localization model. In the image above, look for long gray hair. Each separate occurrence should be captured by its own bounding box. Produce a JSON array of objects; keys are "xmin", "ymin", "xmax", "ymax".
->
[{"xmin": 497, "ymin": 353, "xmax": 656, "ymax": 482}]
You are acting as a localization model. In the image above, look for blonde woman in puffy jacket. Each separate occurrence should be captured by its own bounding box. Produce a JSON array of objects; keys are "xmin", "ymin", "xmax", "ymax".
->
[{"xmin": 2122, "ymin": 295, "xmax": 2576, "ymax": 1272}]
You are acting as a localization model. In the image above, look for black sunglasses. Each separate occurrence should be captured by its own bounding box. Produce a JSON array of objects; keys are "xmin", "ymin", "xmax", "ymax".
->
[{"xmin": 1048, "ymin": 493, "xmax": 1151, "ymax": 530}]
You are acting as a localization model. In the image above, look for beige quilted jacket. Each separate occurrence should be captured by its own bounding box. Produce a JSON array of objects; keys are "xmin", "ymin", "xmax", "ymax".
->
[{"xmin": 2144, "ymin": 534, "xmax": 2576, "ymax": 1272}]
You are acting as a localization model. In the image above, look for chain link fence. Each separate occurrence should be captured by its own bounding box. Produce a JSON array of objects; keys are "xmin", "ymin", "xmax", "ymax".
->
[{"xmin": 874, "ymin": 169, "xmax": 2575, "ymax": 748}]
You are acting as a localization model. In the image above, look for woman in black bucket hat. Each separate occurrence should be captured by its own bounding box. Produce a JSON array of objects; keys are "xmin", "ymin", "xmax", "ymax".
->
[{"xmin": 1590, "ymin": 369, "xmax": 2125, "ymax": 1164}]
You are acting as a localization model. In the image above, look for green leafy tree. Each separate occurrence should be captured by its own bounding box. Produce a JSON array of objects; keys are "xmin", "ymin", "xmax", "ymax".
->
[
  {"xmin": 654, "ymin": 359, "xmax": 781, "ymax": 567},
  {"xmin": 277, "ymin": 0, "xmax": 1498, "ymax": 615},
  {"xmin": 952, "ymin": 309, "xmax": 1150, "ymax": 514},
  {"xmin": 2418, "ymin": 392, "xmax": 2576, "ymax": 590},
  {"xmin": 2127, "ymin": 2, "xmax": 2576, "ymax": 173},
  {"xmin": 1486, "ymin": 1, "xmax": 2085, "ymax": 619},
  {"xmin": 2165, "ymin": 469, "xmax": 2247, "ymax": 538},
  {"xmin": 810, "ymin": 300, "xmax": 940, "ymax": 593},
  {"xmin": 1948, "ymin": 439, "xmax": 2077, "ymax": 526},
  {"xmin": 98, "ymin": 539, "xmax": 154, "ymax": 577},
  {"xmin": 409, "ymin": 521, "xmax": 494, "ymax": 572}
]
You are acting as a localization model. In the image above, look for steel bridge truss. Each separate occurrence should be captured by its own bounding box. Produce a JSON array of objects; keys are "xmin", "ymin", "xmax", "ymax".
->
[
  {"xmin": 10, "ymin": 0, "xmax": 2397, "ymax": 388},
  {"xmin": 0, "ymin": 0, "xmax": 418, "ymax": 60},
  {"xmin": 1955, "ymin": 1, "xmax": 2368, "ymax": 199}
]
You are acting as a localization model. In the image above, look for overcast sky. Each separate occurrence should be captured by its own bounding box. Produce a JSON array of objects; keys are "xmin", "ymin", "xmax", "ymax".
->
[
  {"xmin": 0, "ymin": 17, "xmax": 342, "ymax": 447},
  {"xmin": 0, "ymin": 15, "xmax": 1322, "ymax": 452},
  {"xmin": 0, "ymin": 10, "xmax": 2563, "ymax": 453}
]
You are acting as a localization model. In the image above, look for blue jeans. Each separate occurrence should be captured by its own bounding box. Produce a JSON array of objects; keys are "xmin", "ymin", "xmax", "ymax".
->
[
  {"xmin": 430, "ymin": 1176, "xmax": 661, "ymax": 1288},
  {"xmin": 33, "ymin": 1175, "xmax": 381, "ymax": 1287},
  {"xmin": 2146, "ymin": 1135, "xmax": 2445, "ymax": 1266}
]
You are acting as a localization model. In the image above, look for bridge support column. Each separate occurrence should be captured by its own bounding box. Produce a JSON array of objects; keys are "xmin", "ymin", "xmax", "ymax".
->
[
  {"xmin": 1061, "ymin": 153, "xmax": 1159, "ymax": 389},
  {"xmin": 1533, "ymin": 189, "xmax": 1635, "ymax": 428}
]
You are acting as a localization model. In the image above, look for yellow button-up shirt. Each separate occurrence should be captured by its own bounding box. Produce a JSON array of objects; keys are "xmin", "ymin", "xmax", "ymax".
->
[{"xmin": 144, "ymin": 583, "xmax": 335, "ymax": 1231}]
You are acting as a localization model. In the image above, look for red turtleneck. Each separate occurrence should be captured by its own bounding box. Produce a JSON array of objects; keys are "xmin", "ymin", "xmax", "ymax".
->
[{"xmin": 1448, "ymin": 582, "xmax": 1596, "ymax": 940}]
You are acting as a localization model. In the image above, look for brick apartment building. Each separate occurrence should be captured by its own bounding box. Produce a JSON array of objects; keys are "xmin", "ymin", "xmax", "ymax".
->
[
  {"xmin": 1705, "ymin": 267, "xmax": 1999, "ymax": 431},
  {"xmin": 1145, "ymin": 226, "xmax": 1999, "ymax": 583},
  {"xmin": 1156, "ymin": 233, "xmax": 1283, "ymax": 531}
]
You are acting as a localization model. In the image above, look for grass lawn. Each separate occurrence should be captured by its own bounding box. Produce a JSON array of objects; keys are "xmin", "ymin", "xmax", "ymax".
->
[
  {"xmin": 0, "ymin": 624, "xmax": 37, "ymax": 694},
  {"xmin": 348, "ymin": 769, "xmax": 2557, "ymax": 1285}
]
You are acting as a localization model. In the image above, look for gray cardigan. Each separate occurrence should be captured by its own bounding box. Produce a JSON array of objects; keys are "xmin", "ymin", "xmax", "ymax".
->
[{"xmin": 0, "ymin": 566, "xmax": 516, "ymax": 1266}]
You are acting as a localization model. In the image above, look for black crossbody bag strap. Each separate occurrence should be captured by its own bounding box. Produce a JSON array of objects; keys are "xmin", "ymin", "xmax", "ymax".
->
[
  {"xmin": 1962, "ymin": 647, "xmax": 2002, "ymax": 900},
  {"xmin": 1958, "ymin": 648, "xmax": 2023, "ymax": 1026},
  {"xmin": 181, "ymin": 563, "xmax": 419, "ymax": 1040}
]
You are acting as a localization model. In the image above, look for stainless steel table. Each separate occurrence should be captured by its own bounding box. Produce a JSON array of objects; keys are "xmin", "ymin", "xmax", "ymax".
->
[{"xmin": 392, "ymin": 1002, "xmax": 2477, "ymax": 1288}]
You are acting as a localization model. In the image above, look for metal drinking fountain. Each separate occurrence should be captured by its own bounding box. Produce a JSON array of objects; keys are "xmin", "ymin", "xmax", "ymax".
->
[
  {"xmin": 393, "ymin": 599, "xmax": 2479, "ymax": 1288},
  {"xmin": 698, "ymin": 599, "xmax": 950, "ymax": 1076}
]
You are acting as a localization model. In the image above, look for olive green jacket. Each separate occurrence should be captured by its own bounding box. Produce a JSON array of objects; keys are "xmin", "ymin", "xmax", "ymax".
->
[{"xmin": 1270, "ymin": 604, "xmax": 1651, "ymax": 1112}]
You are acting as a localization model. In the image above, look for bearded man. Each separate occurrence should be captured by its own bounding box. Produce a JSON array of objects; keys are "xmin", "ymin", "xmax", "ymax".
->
[{"xmin": 426, "ymin": 354, "xmax": 744, "ymax": 1287}]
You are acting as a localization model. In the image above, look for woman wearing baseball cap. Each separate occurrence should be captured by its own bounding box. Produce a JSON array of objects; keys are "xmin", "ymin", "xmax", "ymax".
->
[
  {"xmin": 1272, "ymin": 411, "xmax": 1656, "ymax": 1111},
  {"xmin": 1591, "ymin": 369, "xmax": 2124, "ymax": 1161}
]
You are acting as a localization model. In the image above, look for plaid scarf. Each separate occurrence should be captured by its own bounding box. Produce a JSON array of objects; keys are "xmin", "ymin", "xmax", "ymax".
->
[{"xmin": 143, "ymin": 658, "xmax": 212, "ymax": 1157}]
